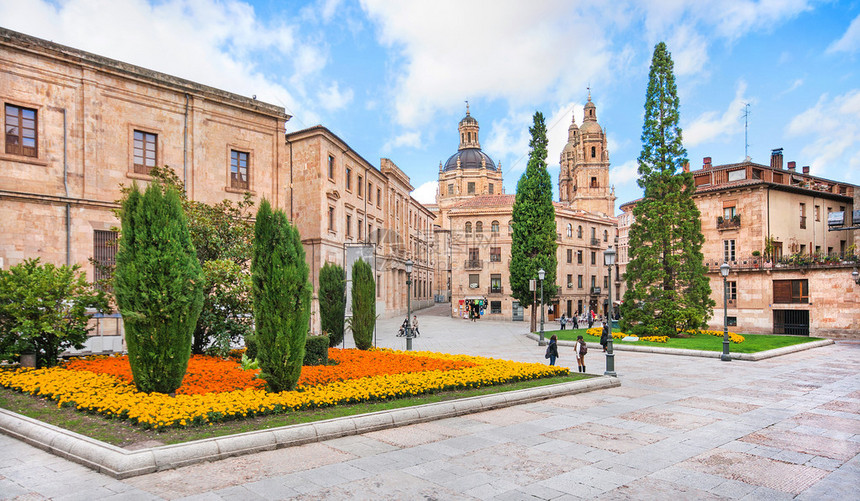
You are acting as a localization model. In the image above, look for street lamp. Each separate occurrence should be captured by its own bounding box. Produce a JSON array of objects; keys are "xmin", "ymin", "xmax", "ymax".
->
[
  {"xmin": 405, "ymin": 259, "xmax": 414, "ymax": 351},
  {"xmin": 720, "ymin": 262, "xmax": 731, "ymax": 362},
  {"xmin": 603, "ymin": 246, "xmax": 616, "ymax": 377},
  {"xmin": 852, "ymin": 269, "xmax": 859, "ymax": 285},
  {"xmin": 538, "ymin": 268, "xmax": 546, "ymax": 346}
]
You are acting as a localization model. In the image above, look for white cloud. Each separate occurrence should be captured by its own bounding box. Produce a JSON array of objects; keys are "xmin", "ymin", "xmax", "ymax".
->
[
  {"xmin": 382, "ymin": 131, "xmax": 422, "ymax": 152},
  {"xmin": 779, "ymin": 78, "xmax": 804, "ymax": 97},
  {"xmin": 484, "ymin": 110, "xmax": 534, "ymax": 173},
  {"xmin": 317, "ymin": 82, "xmax": 354, "ymax": 111},
  {"xmin": 684, "ymin": 81, "xmax": 751, "ymax": 146},
  {"xmin": 667, "ymin": 25, "xmax": 709, "ymax": 76},
  {"xmin": 786, "ymin": 89, "xmax": 860, "ymax": 182},
  {"xmin": 411, "ymin": 180, "xmax": 438, "ymax": 204},
  {"xmin": 827, "ymin": 14, "xmax": 860, "ymax": 54},
  {"xmin": 610, "ymin": 159, "xmax": 640, "ymax": 187}
]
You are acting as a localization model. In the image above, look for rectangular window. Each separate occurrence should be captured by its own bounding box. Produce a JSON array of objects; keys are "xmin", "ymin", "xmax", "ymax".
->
[
  {"xmin": 578, "ymin": 275, "xmax": 583, "ymax": 288},
  {"xmin": 590, "ymin": 275, "xmax": 596, "ymax": 288},
  {"xmin": 5, "ymin": 104, "xmax": 37, "ymax": 157},
  {"xmin": 727, "ymin": 316, "xmax": 737, "ymax": 327},
  {"xmin": 723, "ymin": 206, "xmax": 736, "ymax": 219},
  {"xmin": 377, "ymin": 274, "xmax": 382, "ymax": 298},
  {"xmin": 799, "ymin": 203, "xmax": 806, "ymax": 229},
  {"xmin": 488, "ymin": 183, "xmax": 494, "ymax": 195},
  {"xmin": 448, "ymin": 183, "xmax": 454, "ymax": 195},
  {"xmin": 469, "ymin": 274, "xmax": 480, "ymax": 288},
  {"xmin": 230, "ymin": 150, "xmax": 249, "ymax": 189},
  {"xmin": 567, "ymin": 274, "xmax": 573, "ymax": 287},
  {"xmin": 567, "ymin": 249, "xmax": 572, "ymax": 263},
  {"xmin": 727, "ymin": 281, "xmax": 737, "ymax": 301},
  {"xmin": 346, "ymin": 167, "xmax": 352, "ymax": 191},
  {"xmin": 604, "ymin": 275, "xmax": 609, "ymax": 289},
  {"xmin": 773, "ymin": 279, "xmax": 808, "ymax": 304},
  {"xmin": 490, "ymin": 274, "xmax": 502, "ymax": 293},
  {"xmin": 590, "ymin": 251, "xmax": 596, "ymax": 265},
  {"xmin": 134, "ymin": 130, "xmax": 157, "ymax": 174},
  {"xmin": 368, "ymin": 182, "xmax": 373, "ymax": 203},
  {"xmin": 346, "ymin": 214, "xmax": 352, "ymax": 237},
  {"xmin": 358, "ymin": 219, "xmax": 363, "ymax": 240},
  {"xmin": 358, "ymin": 175, "xmax": 363, "ymax": 197},
  {"xmin": 377, "ymin": 188, "xmax": 381, "ymax": 207},
  {"xmin": 93, "ymin": 230, "xmax": 118, "ymax": 289},
  {"xmin": 814, "ymin": 205, "xmax": 820, "ymax": 222},
  {"xmin": 328, "ymin": 206, "xmax": 335, "ymax": 232},
  {"xmin": 467, "ymin": 182, "xmax": 476, "ymax": 194},
  {"xmin": 724, "ymin": 239, "xmax": 736, "ymax": 262},
  {"xmin": 490, "ymin": 247, "xmax": 501, "ymax": 262},
  {"xmin": 328, "ymin": 155, "xmax": 335, "ymax": 179},
  {"xmin": 468, "ymin": 247, "xmax": 479, "ymax": 261},
  {"xmin": 577, "ymin": 250, "xmax": 583, "ymax": 264},
  {"xmin": 369, "ymin": 223, "xmax": 374, "ymax": 242},
  {"xmin": 490, "ymin": 301, "xmax": 502, "ymax": 314},
  {"xmin": 727, "ymin": 169, "xmax": 746, "ymax": 182}
]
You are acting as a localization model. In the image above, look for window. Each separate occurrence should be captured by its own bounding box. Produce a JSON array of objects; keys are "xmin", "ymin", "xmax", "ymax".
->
[
  {"xmin": 230, "ymin": 150, "xmax": 249, "ymax": 189},
  {"xmin": 368, "ymin": 182, "xmax": 373, "ymax": 203},
  {"xmin": 328, "ymin": 206, "xmax": 335, "ymax": 231},
  {"xmin": 358, "ymin": 175, "xmax": 363, "ymax": 197},
  {"xmin": 328, "ymin": 155, "xmax": 335, "ymax": 179},
  {"xmin": 577, "ymin": 225, "xmax": 583, "ymax": 238},
  {"xmin": 475, "ymin": 221, "xmax": 483, "ymax": 233},
  {"xmin": 469, "ymin": 274, "xmax": 480, "ymax": 288},
  {"xmin": 377, "ymin": 274, "xmax": 382, "ymax": 298},
  {"xmin": 727, "ymin": 169, "xmax": 746, "ymax": 182},
  {"xmin": 490, "ymin": 274, "xmax": 502, "ymax": 293},
  {"xmin": 346, "ymin": 167, "xmax": 352, "ymax": 191},
  {"xmin": 488, "ymin": 183, "xmax": 494, "ymax": 195},
  {"xmin": 566, "ymin": 224, "xmax": 573, "ymax": 237},
  {"xmin": 567, "ymin": 249, "xmax": 572, "ymax": 263},
  {"xmin": 5, "ymin": 104, "xmax": 37, "ymax": 157},
  {"xmin": 133, "ymin": 130, "xmax": 157, "ymax": 174},
  {"xmin": 490, "ymin": 247, "xmax": 501, "ymax": 262},
  {"xmin": 591, "ymin": 227, "xmax": 596, "ymax": 240},
  {"xmin": 468, "ymin": 182, "xmax": 476, "ymax": 194},
  {"xmin": 491, "ymin": 221, "xmax": 500, "ymax": 233},
  {"xmin": 603, "ymin": 275, "xmax": 609, "ymax": 288},
  {"xmin": 727, "ymin": 281, "xmax": 737, "ymax": 301},
  {"xmin": 468, "ymin": 247, "xmax": 479, "ymax": 261},
  {"xmin": 773, "ymin": 279, "xmax": 808, "ymax": 304},
  {"xmin": 93, "ymin": 230, "xmax": 118, "ymax": 289},
  {"xmin": 358, "ymin": 219, "xmax": 363, "ymax": 240},
  {"xmin": 508, "ymin": 220, "xmax": 513, "ymax": 234},
  {"xmin": 799, "ymin": 203, "xmax": 806, "ymax": 229},
  {"xmin": 346, "ymin": 214, "xmax": 352, "ymax": 237},
  {"xmin": 724, "ymin": 206, "xmax": 736, "ymax": 219},
  {"xmin": 577, "ymin": 250, "xmax": 583, "ymax": 264},
  {"xmin": 448, "ymin": 183, "xmax": 454, "ymax": 195},
  {"xmin": 727, "ymin": 317, "xmax": 737, "ymax": 327},
  {"xmin": 814, "ymin": 205, "xmax": 820, "ymax": 222},
  {"xmin": 591, "ymin": 275, "xmax": 596, "ymax": 288},
  {"xmin": 567, "ymin": 274, "xmax": 573, "ymax": 287},
  {"xmin": 369, "ymin": 223, "xmax": 374, "ymax": 242},
  {"xmin": 724, "ymin": 239, "xmax": 736, "ymax": 262},
  {"xmin": 377, "ymin": 188, "xmax": 381, "ymax": 207},
  {"xmin": 577, "ymin": 275, "xmax": 583, "ymax": 288},
  {"xmin": 591, "ymin": 251, "xmax": 596, "ymax": 265},
  {"xmin": 590, "ymin": 176, "xmax": 598, "ymax": 188},
  {"xmin": 490, "ymin": 301, "xmax": 502, "ymax": 314},
  {"xmin": 603, "ymin": 229, "xmax": 608, "ymax": 242},
  {"xmin": 591, "ymin": 146, "xmax": 596, "ymax": 158},
  {"xmin": 465, "ymin": 222, "xmax": 472, "ymax": 234}
]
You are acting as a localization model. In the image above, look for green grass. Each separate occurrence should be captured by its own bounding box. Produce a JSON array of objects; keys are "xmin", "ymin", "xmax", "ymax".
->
[
  {"xmin": 0, "ymin": 373, "xmax": 587, "ymax": 448},
  {"xmin": 545, "ymin": 328, "xmax": 823, "ymax": 353}
]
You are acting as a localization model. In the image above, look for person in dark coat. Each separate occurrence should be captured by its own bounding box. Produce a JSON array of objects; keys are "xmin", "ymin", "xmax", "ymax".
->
[
  {"xmin": 599, "ymin": 321, "xmax": 609, "ymax": 352},
  {"xmin": 547, "ymin": 334, "xmax": 559, "ymax": 366}
]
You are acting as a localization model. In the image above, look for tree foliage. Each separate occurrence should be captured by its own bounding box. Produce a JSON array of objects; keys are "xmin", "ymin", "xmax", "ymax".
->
[
  {"xmin": 620, "ymin": 42, "xmax": 714, "ymax": 336},
  {"xmin": 0, "ymin": 259, "xmax": 108, "ymax": 367},
  {"xmin": 318, "ymin": 262, "xmax": 346, "ymax": 347},
  {"xmin": 349, "ymin": 258, "xmax": 375, "ymax": 350},
  {"xmin": 509, "ymin": 111, "xmax": 558, "ymax": 321},
  {"xmin": 114, "ymin": 182, "xmax": 204, "ymax": 393},
  {"xmin": 251, "ymin": 199, "xmax": 311, "ymax": 392}
]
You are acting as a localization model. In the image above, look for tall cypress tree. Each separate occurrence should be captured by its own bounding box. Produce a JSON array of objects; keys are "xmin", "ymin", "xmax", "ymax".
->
[
  {"xmin": 114, "ymin": 182, "xmax": 203, "ymax": 393},
  {"xmin": 350, "ymin": 258, "xmax": 375, "ymax": 350},
  {"xmin": 509, "ymin": 111, "xmax": 558, "ymax": 331},
  {"xmin": 251, "ymin": 199, "xmax": 311, "ymax": 392},
  {"xmin": 621, "ymin": 42, "xmax": 714, "ymax": 336},
  {"xmin": 319, "ymin": 262, "xmax": 346, "ymax": 347}
]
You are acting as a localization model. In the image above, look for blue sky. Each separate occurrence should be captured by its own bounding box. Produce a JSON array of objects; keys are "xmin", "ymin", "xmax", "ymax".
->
[{"xmin": 3, "ymin": 0, "xmax": 858, "ymax": 211}]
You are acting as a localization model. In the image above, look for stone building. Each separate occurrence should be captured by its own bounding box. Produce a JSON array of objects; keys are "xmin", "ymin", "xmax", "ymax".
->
[
  {"xmin": 618, "ymin": 150, "xmax": 859, "ymax": 337},
  {"xmin": 434, "ymin": 102, "xmax": 616, "ymax": 322}
]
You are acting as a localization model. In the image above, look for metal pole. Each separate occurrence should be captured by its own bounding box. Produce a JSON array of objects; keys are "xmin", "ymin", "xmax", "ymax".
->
[
  {"xmin": 406, "ymin": 272, "xmax": 413, "ymax": 351},
  {"xmin": 722, "ymin": 274, "xmax": 731, "ymax": 361},
  {"xmin": 539, "ymin": 277, "xmax": 545, "ymax": 346},
  {"xmin": 604, "ymin": 263, "xmax": 616, "ymax": 376}
]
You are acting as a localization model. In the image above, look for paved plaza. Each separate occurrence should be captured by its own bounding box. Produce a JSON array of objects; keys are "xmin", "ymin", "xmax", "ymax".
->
[{"xmin": 1, "ymin": 304, "xmax": 858, "ymax": 500}]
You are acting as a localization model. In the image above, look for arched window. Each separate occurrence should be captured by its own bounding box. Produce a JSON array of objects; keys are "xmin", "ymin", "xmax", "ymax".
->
[
  {"xmin": 465, "ymin": 222, "xmax": 472, "ymax": 234},
  {"xmin": 475, "ymin": 221, "xmax": 483, "ymax": 233},
  {"xmin": 491, "ymin": 220, "xmax": 500, "ymax": 233},
  {"xmin": 566, "ymin": 223, "xmax": 573, "ymax": 238},
  {"xmin": 577, "ymin": 225, "xmax": 583, "ymax": 238},
  {"xmin": 603, "ymin": 229, "xmax": 608, "ymax": 242},
  {"xmin": 508, "ymin": 220, "xmax": 513, "ymax": 234}
]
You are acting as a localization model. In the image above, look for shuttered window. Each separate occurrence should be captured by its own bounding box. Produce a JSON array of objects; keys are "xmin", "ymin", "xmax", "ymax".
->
[
  {"xmin": 93, "ymin": 230, "xmax": 118, "ymax": 289},
  {"xmin": 773, "ymin": 279, "xmax": 808, "ymax": 304}
]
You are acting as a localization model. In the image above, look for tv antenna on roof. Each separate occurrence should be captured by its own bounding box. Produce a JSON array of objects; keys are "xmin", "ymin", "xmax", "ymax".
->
[{"xmin": 742, "ymin": 103, "xmax": 751, "ymax": 160}]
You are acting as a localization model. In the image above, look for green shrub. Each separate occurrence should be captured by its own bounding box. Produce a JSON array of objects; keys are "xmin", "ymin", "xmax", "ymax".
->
[
  {"xmin": 350, "ymin": 258, "xmax": 375, "ymax": 350},
  {"xmin": 304, "ymin": 335, "xmax": 330, "ymax": 366},
  {"xmin": 319, "ymin": 263, "xmax": 345, "ymax": 347},
  {"xmin": 251, "ymin": 199, "xmax": 311, "ymax": 392},
  {"xmin": 114, "ymin": 182, "xmax": 203, "ymax": 394}
]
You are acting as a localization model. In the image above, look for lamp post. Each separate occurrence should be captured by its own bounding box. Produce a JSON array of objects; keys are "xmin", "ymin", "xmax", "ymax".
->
[
  {"xmin": 405, "ymin": 259, "xmax": 414, "ymax": 351},
  {"xmin": 603, "ymin": 246, "xmax": 616, "ymax": 377},
  {"xmin": 852, "ymin": 269, "xmax": 860, "ymax": 285},
  {"xmin": 538, "ymin": 268, "xmax": 546, "ymax": 346},
  {"xmin": 720, "ymin": 262, "xmax": 731, "ymax": 362}
]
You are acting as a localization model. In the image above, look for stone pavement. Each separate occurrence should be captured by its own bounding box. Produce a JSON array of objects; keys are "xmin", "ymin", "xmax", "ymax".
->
[{"xmin": 1, "ymin": 303, "xmax": 859, "ymax": 500}]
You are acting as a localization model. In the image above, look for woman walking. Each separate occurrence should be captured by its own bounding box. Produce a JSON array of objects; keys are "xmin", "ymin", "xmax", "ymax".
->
[
  {"xmin": 574, "ymin": 335, "xmax": 587, "ymax": 373},
  {"xmin": 546, "ymin": 334, "xmax": 559, "ymax": 366}
]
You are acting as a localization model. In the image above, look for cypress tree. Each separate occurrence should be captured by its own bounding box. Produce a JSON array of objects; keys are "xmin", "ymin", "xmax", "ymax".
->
[
  {"xmin": 251, "ymin": 199, "xmax": 311, "ymax": 392},
  {"xmin": 114, "ymin": 182, "xmax": 203, "ymax": 393},
  {"xmin": 509, "ymin": 111, "xmax": 558, "ymax": 331},
  {"xmin": 621, "ymin": 42, "xmax": 714, "ymax": 336},
  {"xmin": 350, "ymin": 258, "xmax": 375, "ymax": 350},
  {"xmin": 319, "ymin": 262, "xmax": 346, "ymax": 347}
]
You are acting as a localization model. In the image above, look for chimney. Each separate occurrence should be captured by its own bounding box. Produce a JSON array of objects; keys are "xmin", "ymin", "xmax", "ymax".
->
[
  {"xmin": 770, "ymin": 148, "xmax": 783, "ymax": 170},
  {"xmin": 802, "ymin": 166, "xmax": 810, "ymax": 174},
  {"xmin": 683, "ymin": 162, "xmax": 690, "ymax": 173},
  {"xmin": 787, "ymin": 161, "xmax": 796, "ymax": 171},
  {"xmin": 703, "ymin": 157, "xmax": 711, "ymax": 169}
]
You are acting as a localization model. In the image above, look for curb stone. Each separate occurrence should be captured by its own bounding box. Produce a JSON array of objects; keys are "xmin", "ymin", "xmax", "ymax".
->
[
  {"xmin": 0, "ymin": 375, "xmax": 619, "ymax": 479},
  {"xmin": 525, "ymin": 332, "xmax": 834, "ymax": 360}
]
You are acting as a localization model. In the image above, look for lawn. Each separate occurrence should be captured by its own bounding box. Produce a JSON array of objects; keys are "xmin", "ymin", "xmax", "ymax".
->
[{"xmin": 547, "ymin": 328, "xmax": 823, "ymax": 353}]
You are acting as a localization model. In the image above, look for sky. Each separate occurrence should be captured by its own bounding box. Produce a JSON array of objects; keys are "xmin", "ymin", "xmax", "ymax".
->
[{"xmin": 2, "ymin": 0, "xmax": 859, "ymax": 212}]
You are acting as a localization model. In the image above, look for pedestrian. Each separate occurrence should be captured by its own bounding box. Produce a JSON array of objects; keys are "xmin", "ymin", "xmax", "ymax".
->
[
  {"xmin": 599, "ymin": 320, "xmax": 609, "ymax": 352},
  {"xmin": 412, "ymin": 315, "xmax": 420, "ymax": 336},
  {"xmin": 574, "ymin": 335, "xmax": 587, "ymax": 373},
  {"xmin": 572, "ymin": 314, "xmax": 579, "ymax": 329},
  {"xmin": 560, "ymin": 314, "xmax": 567, "ymax": 330},
  {"xmin": 587, "ymin": 309, "xmax": 594, "ymax": 329},
  {"xmin": 545, "ymin": 334, "xmax": 559, "ymax": 366}
]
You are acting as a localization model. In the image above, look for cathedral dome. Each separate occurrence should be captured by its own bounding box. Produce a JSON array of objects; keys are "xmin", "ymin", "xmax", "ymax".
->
[
  {"xmin": 580, "ymin": 119, "xmax": 602, "ymax": 134},
  {"xmin": 443, "ymin": 148, "xmax": 497, "ymax": 171}
]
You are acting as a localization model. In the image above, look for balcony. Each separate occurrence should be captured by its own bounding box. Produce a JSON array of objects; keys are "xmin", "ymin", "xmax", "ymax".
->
[
  {"xmin": 706, "ymin": 251, "xmax": 859, "ymax": 273},
  {"xmin": 488, "ymin": 286, "xmax": 504, "ymax": 295},
  {"xmin": 464, "ymin": 259, "xmax": 483, "ymax": 270},
  {"xmin": 590, "ymin": 238, "xmax": 600, "ymax": 247},
  {"xmin": 590, "ymin": 286, "xmax": 602, "ymax": 295},
  {"xmin": 716, "ymin": 215, "xmax": 741, "ymax": 230}
]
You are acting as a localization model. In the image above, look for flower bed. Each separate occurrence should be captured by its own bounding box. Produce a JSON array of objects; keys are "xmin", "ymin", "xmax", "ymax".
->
[
  {"xmin": 585, "ymin": 327, "xmax": 743, "ymax": 344},
  {"xmin": 0, "ymin": 348, "xmax": 568, "ymax": 430}
]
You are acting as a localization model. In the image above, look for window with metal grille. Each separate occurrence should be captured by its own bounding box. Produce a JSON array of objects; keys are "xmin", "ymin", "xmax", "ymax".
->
[
  {"xmin": 230, "ymin": 150, "xmax": 249, "ymax": 189},
  {"xmin": 5, "ymin": 104, "xmax": 38, "ymax": 157},
  {"xmin": 490, "ymin": 301, "xmax": 502, "ymax": 314},
  {"xmin": 93, "ymin": 230, "xmax": 118, "ymax": 289},
  {"xmin": 773, "ymin": 279, "xmax": 808, "ymax": 304},
  {"xmin": 133, "ymin": 130, "xmax": 157, "ymax": 174}
]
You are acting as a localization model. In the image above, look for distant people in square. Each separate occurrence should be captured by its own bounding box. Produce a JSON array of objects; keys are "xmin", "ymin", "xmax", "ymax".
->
[
  {"xmin": 560, "ymin": 314, "xmax": 567, "ymax": 330},
  {"xmin": 572, "ymin": 314, "xmax": 579, "ymax": 329},
  {"xmin": 574, "ymin": 335, "xmax": 587, "ymax": 373},
  {"xmin": 546, "ymin": 334, "xmax": 559, "ymax": 366},
  {"xmin": 412, "ymin": 315, "xmax": 420, "ymax": 336},
  {"xmin": 600, "ymin": 321, "xmax": 609, "ymax": 352},
  {"xmin": 588, "ymin": 309, "xmax": 595, "ymax": 329}
]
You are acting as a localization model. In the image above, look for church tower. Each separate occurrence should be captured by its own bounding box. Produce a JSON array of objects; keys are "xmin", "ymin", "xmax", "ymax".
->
[{"xmin": 558, "ymin": 93, "xmax": 615, "ymax": 216}]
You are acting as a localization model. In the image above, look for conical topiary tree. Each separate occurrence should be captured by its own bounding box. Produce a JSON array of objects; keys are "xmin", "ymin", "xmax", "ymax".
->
[
  {"xmin": 251, "ymin": 199, "xmax": 311, "ymax": 392},
  {"xmin": 350, "ymin": 258, "xmax": 375, "ymax": 350},
  {"xmin": 114, "ymin": 182, "xmax": 203, "ymax": 393},
  {"xmin": 319, "ymin": 262, "xmax": 346, "ymax": 347}
]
